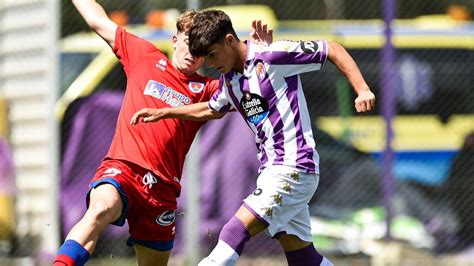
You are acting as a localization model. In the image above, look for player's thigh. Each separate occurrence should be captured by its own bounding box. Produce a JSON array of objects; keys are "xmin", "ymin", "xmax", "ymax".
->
[
  {"xmin": 135, "ymin": 244, "xmax": 171, "ymax": 266},
  {"xmin": 244, "ymin": 168, "xmax": 318, "ymax": 237},
  {"xmin": 88, "ymin": 184, "xmax": 123, "ymax": 221}
]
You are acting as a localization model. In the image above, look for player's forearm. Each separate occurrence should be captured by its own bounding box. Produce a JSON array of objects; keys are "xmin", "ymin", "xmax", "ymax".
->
[
  {"xmin": 72, "ymin": 0, "xmax": 117, "ymax": 47},
  {"xmin": 327, "ymin": 41, "xmax": 370, "ymax": 94},
  {"xmin": 72, "ymin": 0, "xmax": 107, "ymax": 29},
  {"xmin": 163, "ymin": 102, "xmax": 224, "ymax": 121}
]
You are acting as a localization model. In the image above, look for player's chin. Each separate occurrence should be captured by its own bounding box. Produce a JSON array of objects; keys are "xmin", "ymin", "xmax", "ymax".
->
[
  {"xmin": 180, "ymin": 65, "xmax": 198, "ymax": 75},
  {"xmin": 188, "ymin": 62, "xmax": 202, "ymax": 70}
]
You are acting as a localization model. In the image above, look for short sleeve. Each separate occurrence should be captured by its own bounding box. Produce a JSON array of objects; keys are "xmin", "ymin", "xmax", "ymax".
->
[
  {"xmin": 208, "ymin": 76, "xmax": 232, "ymax": 113},
  {"xmin": 256, "ymin": 40, "xmax": 328, "ymax": 77}
]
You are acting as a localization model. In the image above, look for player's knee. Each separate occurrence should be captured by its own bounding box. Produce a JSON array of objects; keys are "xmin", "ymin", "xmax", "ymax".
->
[
  {"xmin": 277, "ymin": 233, "xmax": 311, "ymax": 251},
  {"xmin": 86, "ymin": 184, "xmax": 123, "ymax": 223}
]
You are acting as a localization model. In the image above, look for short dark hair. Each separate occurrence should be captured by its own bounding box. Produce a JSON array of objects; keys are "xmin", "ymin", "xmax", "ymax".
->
[{"xmin": 188, "ymin": 10, "xmax": 239, "ymax": 57}]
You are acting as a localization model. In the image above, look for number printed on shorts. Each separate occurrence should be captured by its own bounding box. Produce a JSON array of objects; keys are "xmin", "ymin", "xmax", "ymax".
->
[{"xmin": 253, "ymin": 188, "xmax": 263, "ymax": 196}]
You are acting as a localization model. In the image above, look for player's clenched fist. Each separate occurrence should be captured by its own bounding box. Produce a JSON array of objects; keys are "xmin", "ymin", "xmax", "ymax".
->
[
  {"xmin": 130, "ymin": 108, "xmax": 164, "ymax": 124},
  {"xmin": 354, "ymin": 89, "xmax": 376, "ymax": 113}
]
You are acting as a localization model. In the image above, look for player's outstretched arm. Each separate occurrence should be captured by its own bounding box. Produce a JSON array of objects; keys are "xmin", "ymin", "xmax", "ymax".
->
[
  {"xmin": 130, "ymin": 102, "xmax": 225, "ymax": 124},
  {"xmin": 72, "ymin": 0, "xmax": 118, "ymax": 48},
  {"xmin": 327, "ymin": 41, "xmax": 376, "ymax": 113},
  {"xmin": 249, "ymin": 20, "xmax": 273, "ymax": 46}
]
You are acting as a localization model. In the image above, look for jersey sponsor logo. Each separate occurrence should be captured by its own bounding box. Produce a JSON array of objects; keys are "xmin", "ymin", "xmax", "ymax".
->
[
  {"xmin": 300, "ymin": 41, "xmax": 318, "ymax": 54},
  {"xmin": 155, "ymin": 59, "xmax": 167, "ymax": 71},
  {"xmin": 240, "ymin": 92, "xmax": 269, "ymax": 125},
  {"xmin": 256, "ymin": 62, "xmax": 267, "ymax": 80},
  {"xmin": 156, "ymin": 210, "xmax": 176, "ymax": 226},
  {"xmin": 188, "ymin": 82, "xmax": 204, "ymax": 93},
  {"xmin": 144, "ymin": 80, "xmax": 191, "ymax": 107}
]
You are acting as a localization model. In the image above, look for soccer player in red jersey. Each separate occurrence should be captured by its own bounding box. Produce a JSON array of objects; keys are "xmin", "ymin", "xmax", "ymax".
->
[{"xmin": 53, "ymin": 1, "xmax": 272, "ymax": 266}]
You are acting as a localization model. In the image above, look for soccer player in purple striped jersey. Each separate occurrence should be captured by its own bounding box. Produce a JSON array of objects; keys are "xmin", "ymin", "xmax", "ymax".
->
[{"xmin": 131, "ymin": 9, "xmax": 375, "ymax": 266}]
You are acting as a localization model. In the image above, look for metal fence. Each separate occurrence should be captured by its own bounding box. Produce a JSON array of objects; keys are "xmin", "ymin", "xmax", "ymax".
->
[
  {"xmin": 62, "ymin": 0, "xmax": 474, "ymax": 264},
  {"xmin": 1, "ymin": 0, "xmax": 474, "ymax": 265}
]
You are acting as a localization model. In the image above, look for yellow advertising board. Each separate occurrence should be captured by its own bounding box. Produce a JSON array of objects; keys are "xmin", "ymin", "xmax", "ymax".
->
[{"xmin": 317, "ymin": 115, "xmax": 474, "ymax": 152}]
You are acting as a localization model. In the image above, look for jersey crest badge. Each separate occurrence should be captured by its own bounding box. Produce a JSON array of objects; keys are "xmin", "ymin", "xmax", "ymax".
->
[
  {"xmin": 256, "ymin": 62, "xmax": 267, "ymax": 80},
  {"xmin": 188, "ymin": 82, "xmax": 204, "ymax": 93}
]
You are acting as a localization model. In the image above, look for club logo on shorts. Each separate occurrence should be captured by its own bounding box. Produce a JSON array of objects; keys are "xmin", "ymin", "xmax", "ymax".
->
[
  {"xmin": 156, "ymin": 210, "xmax": 175, "ymax": 226},
  {"xmin": 300, "ymin": 41, "xmax": 318, "ymax": 54}
]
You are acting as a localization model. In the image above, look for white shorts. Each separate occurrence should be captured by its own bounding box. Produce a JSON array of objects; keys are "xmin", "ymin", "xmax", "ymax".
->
[{"xmin": 243, "ymin": 165, "xmax": 319, "ymax": 242}]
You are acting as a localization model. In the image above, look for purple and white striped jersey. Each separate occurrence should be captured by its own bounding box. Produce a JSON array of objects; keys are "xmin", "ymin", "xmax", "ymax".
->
[{"xmin": 208, "ymin": 40, "xmax": 328, "ymax": 174}]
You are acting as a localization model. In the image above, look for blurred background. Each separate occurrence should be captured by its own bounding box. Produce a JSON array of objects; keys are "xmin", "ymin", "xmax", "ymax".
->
[{"xmin": 0, "ymin": 0, "xmax": 473, "ymax": 265}]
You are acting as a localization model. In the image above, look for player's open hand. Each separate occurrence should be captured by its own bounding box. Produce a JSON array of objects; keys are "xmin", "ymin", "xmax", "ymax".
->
[
  {"xmin": 354, "ymin": 90, "xmax": 376, "ymax": 113},
  {"xmin": 249, "ymin": 20, "xmax": 273, "ymax": 46},
  {"xmin": 130, "ymin": 108, "xmax": 164, "ymax": 125}
]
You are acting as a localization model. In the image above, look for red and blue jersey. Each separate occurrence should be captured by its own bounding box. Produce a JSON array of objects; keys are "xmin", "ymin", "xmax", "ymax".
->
[{"xmin": 106, "ymin": 27, "xmax": 218, "ymax": 196}]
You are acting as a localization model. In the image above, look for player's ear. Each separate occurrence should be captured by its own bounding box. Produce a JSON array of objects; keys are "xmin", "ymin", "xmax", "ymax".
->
[
  {"xmin": 172, "ymin": 35, "xmax": 178, "ymax": 49},
  {"xmin": 225, "ymin": 34, "xmax": 236, "ymax": 47}
]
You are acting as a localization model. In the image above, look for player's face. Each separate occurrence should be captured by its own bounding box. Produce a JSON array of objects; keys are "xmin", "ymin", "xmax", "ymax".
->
[
  {"xmin": 205, "ymin": 36, "xmax": 237, "ymax": 74},
  {"xmin": 172, "ymin": 32, "xmax": 205, "ymax": 75}
]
